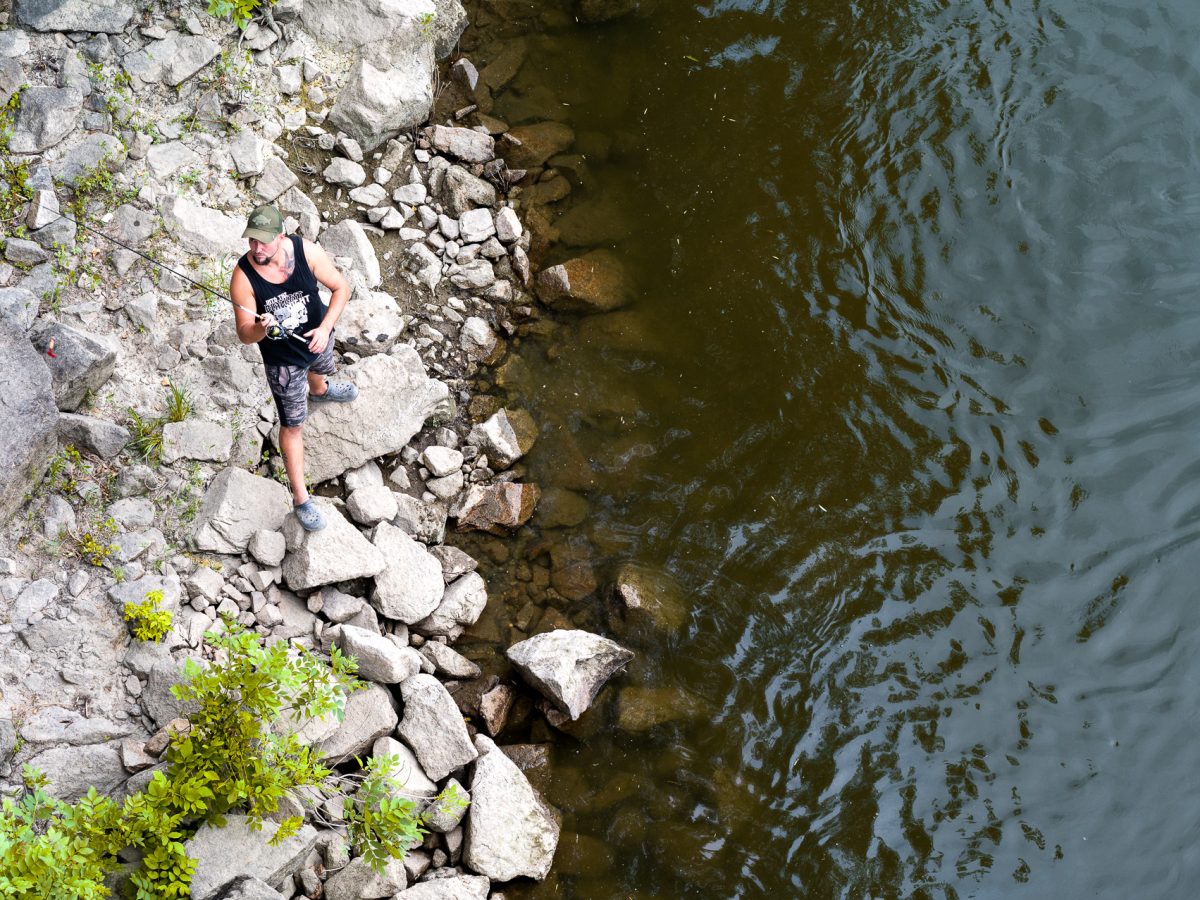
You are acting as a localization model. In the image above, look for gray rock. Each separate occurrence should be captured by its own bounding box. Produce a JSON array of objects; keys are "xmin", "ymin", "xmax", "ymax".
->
[
  {"xmin": 7, "ymin": 84, "xmax": 82, "ymax": 152},
  {"xmin": 161, "ymin": 196, "xmax": 247, "ymax": 258},
  {"xmin": 403, "ymin": 242, "xmax": 442, "ymax": 289},
  {"xmin": 324, "ymin": 856, "xmax": 405, "ymax": 900},
  {"xmin": 412, "ymin": 571, "xmax": 486, "ymax": 639},
  {"xmin": 315, "ymin": 682, "xmax": 398, "ymax": 764},
  {"xmin": 255, "ymin": 156, "xmax": 299, "ymax": 202},
  {"xmin": 13, "ymin": 578, "xmax": 59, "ymax": 625},
  {"xmin": 29, "ymin": 320, "xmax": 118, "ymax": 412},
  {"xmin": 463, "ymin": 734, "xmax": 560, "ymax": 882},
  {"xmin": 349, "ymin": 183, "xmax": 388, "ymax": 207},
  {"xmin": 57, "ymin": 415, "xmax": 127, "ymax": 460},
  {"xmin": 455, "ymin": 482, "xmax": 539, "ymax": 536},
  {"xmin": 457, "ymin": 208, "xmax": 495, "ymax": 244},
  {"xmin": 420, "ymin": 641, "xmax": 480, "ymax": 679},
  {"xmin": 371, "ymin": 522, "xmax": 444, "ymax": 624},
  {"xmin": 142, "ymin": 658, "xmax": 198, "ymax": 728},
  {"xmin": 5, "ymin": 238, "xmax": 48, "ymax": 266},
  {"xmin": 506, "ymin": 630, "xmax": 633, "ymax": 720},
  {"xmin": 319, "ymin": 218, "xmax": 380, "ymax": 287},
  {"xmin": 209, "ymin": 876, "xmax": 288, "ymax": 900},
  {"xmin": 327, "ymin": 48, "xmax": 435, "ymax": 152},
  {"xmin": 300, "ymin": 0, "xmax": 432, "ymax": 49},
  {"xmin": 392, "ymin": 494, "xmax": 448, "ymax": 544},
  {"xmin": 346, "ymin": 483, "xmax": 399, "ymax": 525},
  {"xmin": 421, "ymin": 446, "xmax": 463, "ymax": 478},
  {"xmin": 161, "ymin": 419, "xmax": 233, "ymax": 464},
  {"xmin": 230, "ymin": 131, "xmax": 266, "ymax": 176},
  {"xmin": 107, "ymin": 496, "xmax": 155, "ymax": 528},
  {"xmin": 336, "ymin": 624, "xmax": 422, "ymax": 684},
  {"xmin": 186, "ymin": 816, "xmax": 318, "ymax": 900},
  {"xmin": 0, "ymin": 287, "xmax": 39, "ymax": 330},
  {"xmin": 41, "ymin": 493, "xmax": 75, "ymax": 539},
  {"xmin": 186, "ymin": 565, "xmax": 224, "ymax": 601},
  {"xmin": 147, "ymin": 141, "xmax": 203, "ymax": 180},
  {"xmin": 428, "ymin": 126, "xmax": 494, "ymax": 163},
  {"xmin": 316, "ymin": 586, "xmax": 363, "ymax": 623},
  {"xmin": 52, "ymin": 131, "xmax": 126, "ymax": 186},
  {"xmin": 430, "ymin": 0, "xmax": 469, "ymax": 59},
  {"xmin": 424, "ymin": 776, "xmax": 469, "ymax": 833},
  {"xmin": 25, "ymin": 744, "xmax": 128, "ymax": 802},
  {"xmin": 248, "ymin": 529, "xmax": 286, "ymax": 567},
  {"xmin": 429, "ymin": 545, "xmax": 477, "ymax": 583},
  {"xmin": 393, "ymin": 875, "xmax": 489, "ymax": 899},
  {"xmin": 459, "ymin": 317, "xmax": 497, "ymax": 362},
  {"xmin": 16, "ymin": 0, "xmax": 134, "ymax": 33},
  {"xmin": 25, "ymin": 189, "xmax": 60, "ymax": 230},
  {"xmin": 343, "ymin": 460, "xmax": 383, "ymax": 492},
  {"xmin": 281, "ymin": 501, "xmax": 385, "ymax": 591},
  {"xmin": 468, "ymin": 408, "xmax": 537, "ymax": 469},
  {"xmin": 20, "ymin": 706, "xmax": 133, "ymax": 745},
  {"xmin": 190, "ymin": 468, "xmax": 292, "ymax": 554},
  {"xmin": 372, "ymin": 735, "xmax": 437, "ymax": 798},
  {"xmin": 448, "ymin": 258, "xmax": 495, "ymax": 290},
  {"xmin": 425, "ymin": 470, "xmax": 464, "ymax": 502},
  {"xmin": 397, "ymin": 674, "xmax": 478, "ymax": 781},
  {"xmin": 393, "ymin": 182, "xmax": 428, "ymax": 206},
  {"xmin": 334, "ymin": 283, "xmax": 408, "ymax": 356},
  {"xmin": 324, "ymin": 157, "xmax": 367, "ymax": 187},
  {"xmin": 277, "ymin": 186, "xmax": 320, "ymax": 239},
  {"xmin": 437, "ymin": 166, "xmax": 496, "ymax": 217},
  {"xmin": 126, "ymin": 292, "xmax": 158, "ymax": 330},
  {"xmin": 273, "ymin": 349, "xmax": 447, "ymax": 483},
  {"xmin": 495, "ymin": 206, "xmax": 522, "ymax": 243}
]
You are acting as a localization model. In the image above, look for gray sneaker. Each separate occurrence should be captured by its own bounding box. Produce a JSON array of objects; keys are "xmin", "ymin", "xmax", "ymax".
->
[
  {"xmin": 293, "ymin": 499, "xmax": 326, "ymax": 532},
  {"xmin": 310, "ymin": 381, "xmax": 358, "ymax": 403}
]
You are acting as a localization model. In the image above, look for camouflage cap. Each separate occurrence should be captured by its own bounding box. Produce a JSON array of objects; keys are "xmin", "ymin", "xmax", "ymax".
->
[{"xmin": 242, "ymin": 204, "xmax": 284, "ymax": 242}]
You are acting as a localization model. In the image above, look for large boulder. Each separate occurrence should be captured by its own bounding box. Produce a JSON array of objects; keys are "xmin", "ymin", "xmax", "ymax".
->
[
  {"xmin": 371, "ymin": 522, "xmax": 445, "ymax": 623},
  {"xmin": 334, "ymin": 284, "xmax": 408, "ymax": 356},
  {"xmin": 327, "ymin": 35, "xmax": 435, "ymax": 153},
  {"xmin": 0, "ymin": 287, "xmax": 39, "ymax": 330},
  {"xmin": 58, "ymin": 412, "xmax": 129, "ymax": 460},
  {"xmin": 506, "ymin": 630, "xmax": 633, "ymax": 720},
  {"xmin": 393, "ymin": 876, "xmax": 489, "ymax": 899},
  {"xmin": 430, "ymin": 0, "xmax": 468, "ymax": 58},
  {"xmin": 397, "ymin": 673, "xmax": 478, "ymax": 781},
  {"xmin": 160, "ymin": 196, "xmax": 246, "ymax": 258},
  {"xmin": 209, "ymin": 877, "xmax": 288, "ymax": 900},
  {"xmin": 335, "ymin": 624, "xmax": 422, "ymax": 684},
  {"xmin": 411, "ymin": 571, "xmax": 486, "ymax": 639},
  {"xmin": 28, "ymin": 320, "xmax": 118, "ymax": 411},
  {"xmin": 319, "ymin": 219, "xmax": 381, "ymax": 288},
  {"xmin": 186, "ymin": 816, "xmax": 319, "ymax": 900},
  {"xmin": 281, "ymin": 501, "xmax": 386, "ymax": 591},
  {"xmin": 273, "ymin": 348, "xmax": 448, "ymax": 484},
  {"xmin": 0, "ymin": 318, "xmax": 57, "ymax": 521},
  {"xmin": 463, "ymin": 734, "xmax": 560, "ymax": 882},
  {"xmin": 300, "ymin": 0, "xmax": 434, "ymax": 50},
  {"xmin": 467, "ymin": 408, "xmax": 537, "ymax": 469},
  {"xmin": 7, "ymin": 85, "xmax": 82, "ymax": 152},
  {"xmin": 535, "ymin": 249, "xmax": 630, "ymax": 312},
  {"xmin": 428, "ymin": 126, "xmax": 494, "ymax": 163},
  {"xmin": 15, "ymin": 0, "xmax": 134, "ymax": 32},
  {"xmin": 190, "ymin": 468, "xmax": 292, "ymax": 554}
]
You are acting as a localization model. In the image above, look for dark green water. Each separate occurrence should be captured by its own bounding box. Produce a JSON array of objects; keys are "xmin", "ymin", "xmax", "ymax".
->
[{"xmin": 457, "ymin": 1, "xmax": 1200, "ymax": 896}]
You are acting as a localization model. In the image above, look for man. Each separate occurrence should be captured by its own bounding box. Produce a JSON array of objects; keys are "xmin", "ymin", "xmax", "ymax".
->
[{"xmin": 231, "ymin": 204, "xmax": 357, "ymax": 532}]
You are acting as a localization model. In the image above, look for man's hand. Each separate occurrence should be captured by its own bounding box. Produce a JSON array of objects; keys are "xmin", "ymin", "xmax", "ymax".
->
[{"xmin": 304, "ymin": 324, "xmax": 332, "ymax": 354}]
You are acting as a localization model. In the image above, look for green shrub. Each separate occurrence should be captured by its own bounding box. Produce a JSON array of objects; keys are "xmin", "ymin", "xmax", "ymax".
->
[
  {"xmin": 123, "ymin": 589, "xmax": 173, "ymax": 642},
  {"xmin": 207, "ymin": 0, "xmax": 275, "ymax": 30}
]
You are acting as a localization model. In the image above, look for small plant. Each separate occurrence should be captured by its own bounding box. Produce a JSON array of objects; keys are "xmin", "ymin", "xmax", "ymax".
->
[
  {"xmin": 417, "ymin": 10, "xmax": 437, "ymax": 39},
  {"xmin": 178, "ymin": 168, "xmax": 202, "ymax": 189},
  {"xmin": 42, "ymin": 444, "xmax": 88, "ymax": 495},
  {"xmin": 165, "ymin": 381, "xmax": 192, "ymax": 424},
  {"xmin": 0, "ymin": 86, "xmax": 31, "ymax": 235},
  {"xmin": 126, "ymin": 406, "xmax": 164, "ymax": 464},
  {"xmin": 207, "ymin": 0, "xmax": 275, "ymax": 30},
  {"xmin": 124, "ymin": 589, "xmax": 173, "ymax": 642},
  {"xmin": 77, "ymin": 517, "xmax": 118, "ymax": 567}
]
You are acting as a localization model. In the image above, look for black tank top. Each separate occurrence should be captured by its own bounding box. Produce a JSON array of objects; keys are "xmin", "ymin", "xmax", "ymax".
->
[{"xmin": 236, "ymin": 235, "xmax": 327, "ymax": 368}]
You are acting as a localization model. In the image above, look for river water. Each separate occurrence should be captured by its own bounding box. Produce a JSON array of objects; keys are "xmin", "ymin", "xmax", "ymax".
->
[{"xmin": 454, "ymin": 1, "xmax": 1200, "ymax": 896}]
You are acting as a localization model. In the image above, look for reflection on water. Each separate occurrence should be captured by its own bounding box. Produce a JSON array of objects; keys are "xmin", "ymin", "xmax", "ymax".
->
[{"xmin": 455, "ymin": 0, "xmax": 1200, "ymax": 896}]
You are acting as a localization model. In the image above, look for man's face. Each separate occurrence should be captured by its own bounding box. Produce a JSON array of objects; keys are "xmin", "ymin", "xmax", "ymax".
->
[{"xmin": 248, "ymin": 232, "xmax": 284, "ymax": 264}]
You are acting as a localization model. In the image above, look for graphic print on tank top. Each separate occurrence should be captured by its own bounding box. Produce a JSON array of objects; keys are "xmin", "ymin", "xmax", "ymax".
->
[{"xmin": 263, "ymin": 289, "xmax": 310, "ymax": 336}]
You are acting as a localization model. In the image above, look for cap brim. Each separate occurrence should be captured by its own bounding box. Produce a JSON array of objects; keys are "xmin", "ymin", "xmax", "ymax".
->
[{"xmin": 242, "ymin": 227, "xmax": 279, "ymax": 242}]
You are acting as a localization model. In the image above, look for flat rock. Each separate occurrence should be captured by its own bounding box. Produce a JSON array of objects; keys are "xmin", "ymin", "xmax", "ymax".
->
[
  {"xmin": 392, "ymin": 875, "xmax": 489, "ymax": 899},
  {"xmin": 397, "ymin": 673, "xmax": 478, "ymax": 781},
  {"xmin": 256, "ymin": 156, "xmax": 300, "ymax": 202},
  {"xmin": 315, "ymin": 682, "xmax": 398, "ymax": 765},
  {"xmin": 503, "ymin": 121, "xmax": 575, "ymax": 169},
  {"xmin": 463, "ymin": 734, "xmax": 560, "ymax": 882},
  {"xmin": 429, "ymin": 125, "xmax": 494, "ymax": 163},
  {"xmin": 324, "ymin": 157, "xmax": 367, "ymax": 187},
  {"xmin": 371, "ymin": 521, "xmax": 445, "ymax": 624},
  {"xmin": 274, "ymin": 349, "xmax": 448, "ymax": 483},
  {"xmin": 186, "ymin": 815, "xmax": 318, "ymax": 900},
  {"xmin": 162, "ymin": 419, "xmax": 233, "ymax": 463},
  {"xmin": 336, "ymin": 624, "xmax": 422, "ymax": 684},
  {"xmin": 147, "ymin": 141, "xmax": 203, "ymax": 180},
  {"xmin": 535, "ymin": 249, "xmax": 630, "ymax": 312},
  {"xmin": 8, "ymin": 84, "xmax": 82, "ymax": 152},
  {"xmin": 26, "ymin": 743, "xmax": 127, "ymax": 802},
  {"xmin": 16, "ymin": 0, "xmax": 135, "ymax": 33},
  {"xmin": 506, "ymin": 629, "xmax": 633, "ymax": 720},
  {"xmin": 420, "ymin": 641, "xmax": 480, "ymax": 679},
  {"xmin": 190, "ymin": 468, "xmax": 292, "ymax": 554},
  {"xmin": 161, "ymin": 195, "xmax": 247, "ymax": 259},
  {"xmin": 282, "ymin": 500, "xmax": 386, "ymax": 591}
]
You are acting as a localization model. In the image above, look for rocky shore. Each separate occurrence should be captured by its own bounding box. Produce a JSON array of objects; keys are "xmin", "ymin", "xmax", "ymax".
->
[{"xmin": 0, "ymin": 1, "xmax": 648, "ymax": 897}]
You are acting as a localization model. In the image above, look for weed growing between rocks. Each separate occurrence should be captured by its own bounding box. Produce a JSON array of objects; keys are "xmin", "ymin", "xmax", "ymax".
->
[
  {"xmin": 125, "ymin": 382, "xmax": 194, "ymax": 465},
  {"xmin": 0, "ymin": 86, "xmax": 31, "ymax": 240},
  {"xmin": 123, "ymin": 589, "xmax": 173, "ymax": 642},
  {"xmin": 0, "ymin": 622, "xmax": 449, "ymax": 898}
]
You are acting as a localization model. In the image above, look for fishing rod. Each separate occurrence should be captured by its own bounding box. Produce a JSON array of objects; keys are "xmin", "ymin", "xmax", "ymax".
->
[{"xmin": 16, "ymin": 189, "xmax": 308, "ymax": 344}]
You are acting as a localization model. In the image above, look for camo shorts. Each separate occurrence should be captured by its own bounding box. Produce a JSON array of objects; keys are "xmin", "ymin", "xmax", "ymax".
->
[{"xmin": 265, "ymin": 344, "xmax": 337, "ymax": 428}]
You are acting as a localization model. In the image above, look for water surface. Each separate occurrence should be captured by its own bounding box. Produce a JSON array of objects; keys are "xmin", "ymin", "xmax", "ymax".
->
[{"xmin": 456, "ymin": 1, "xmax": 1200, "ymax": 896}]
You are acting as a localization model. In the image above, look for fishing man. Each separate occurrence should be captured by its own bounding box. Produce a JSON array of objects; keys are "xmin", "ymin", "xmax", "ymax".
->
[{"xmin": 231, "ymin": 204, "xmax": 357, "ymax": 532}]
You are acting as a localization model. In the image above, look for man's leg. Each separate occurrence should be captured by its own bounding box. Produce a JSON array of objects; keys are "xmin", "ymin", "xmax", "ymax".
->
[
  {"xmin": 307, "ymin": 370, "xmax": 327, "ymax": 398},
  {"xmin": 278, "ymin": 424, "xmax": 308, "ymax": 505}
]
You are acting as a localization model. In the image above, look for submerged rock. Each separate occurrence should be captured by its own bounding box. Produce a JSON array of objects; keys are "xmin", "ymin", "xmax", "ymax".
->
[
  {"xmin": 506, "ymin": 629, "xmax": 633, "ymax": 720},
  {"xmin": 535, "ymin": 249, "xmax": 630, "ymax": 313},
  {"xmin": 616, "ymin": 684, "xmax": 708, "ymax": 732},
  {"xmin": 468, "ymin": 407, "xmax": 537, "ymax": 469},
  {"xmin": 455, "ymin": 482, "xmax": 540, "ymax": 535},
  {"xmin": 612, "ymin": 563, "xmax": 688, "ymax": 633}
]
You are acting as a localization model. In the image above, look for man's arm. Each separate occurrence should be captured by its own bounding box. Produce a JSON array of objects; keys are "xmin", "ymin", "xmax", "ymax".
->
[
  {"xmin": 230, "ymin": 267, "xmax": 271, "ymax": 344},
  {"xmin": 303, "ymin": 239, "xmax": 350, "ymax": 354}
]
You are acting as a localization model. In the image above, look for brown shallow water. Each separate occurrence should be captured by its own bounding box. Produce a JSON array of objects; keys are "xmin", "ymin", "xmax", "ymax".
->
[{"xmin": 448, "ymin": 0, "xmax": 1200, "ymax": 896}]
